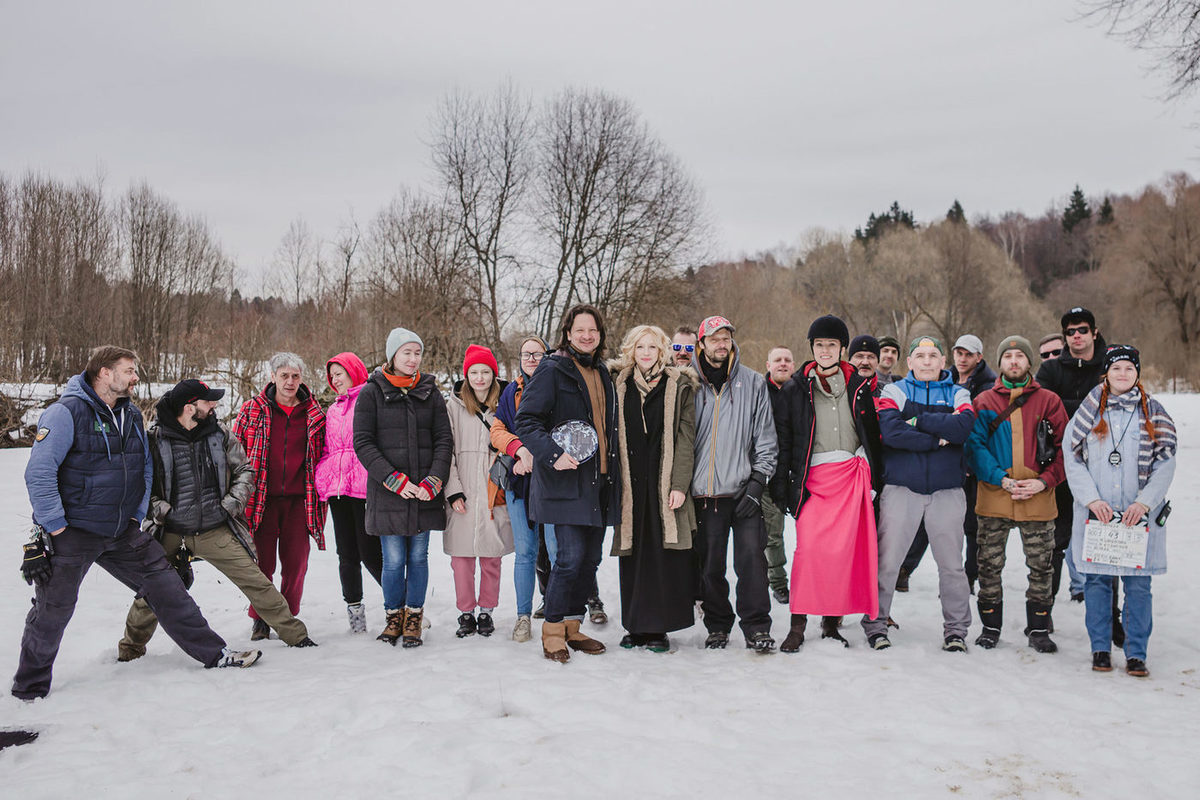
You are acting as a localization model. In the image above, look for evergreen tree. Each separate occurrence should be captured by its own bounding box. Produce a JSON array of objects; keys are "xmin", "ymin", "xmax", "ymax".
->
[
  {"xmin": 1062, "ymin": 185, "xmax": 1092, "ymax": 233},
  {"xmin": 1098, "ymin": 196, "xmax": 1115, "ymax": 225},
  {"xmin": 854, "ymin": 201, "xmax": 917, "ymax": 242},
  {"xmin": 946, "ymin": 200, "xmax": 966, "ymax": 224}
]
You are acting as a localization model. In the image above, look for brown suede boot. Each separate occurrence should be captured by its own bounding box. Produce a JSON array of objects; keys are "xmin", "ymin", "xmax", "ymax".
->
[
  {"xmin": 542, "ymin": 621, "xmax": 569, "ymax": 662},
  {"xmin": 564, "ymin": 619, "xmax": 606, "ymax": 654},
  {"xmin": 401, "ymin": 606, "xmax": 424, "ymax": 648},
  {"xmin": 377, "ymin": 609, "xmax": 404, "ymax": 646},
  {"xmin": 780, "ymin": 614, "xmax": 807, "ymax": 653}
]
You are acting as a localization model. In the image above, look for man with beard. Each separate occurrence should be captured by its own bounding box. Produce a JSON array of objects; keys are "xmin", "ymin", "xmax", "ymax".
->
[
  {"xmin": 692, "ymin": 316, "xmax": 778, "ymax": 651},
  {"xmin": 15, "ymin": 349, "xmax": 259, "ymax": 701},
  {"xmin": 763, "ymin": 345, "xmax": 796, "ymax": 604},
  {"xmin": 877, "ymin": 336, "xmax": 901, "ymax": 386},
  {"xmin": 117, "ymin": 380, "xmax": 317, "ymax": 661}
]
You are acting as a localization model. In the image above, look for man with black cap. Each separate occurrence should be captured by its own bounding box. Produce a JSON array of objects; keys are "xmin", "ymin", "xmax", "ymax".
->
[
  {"xmin": 117, "ymin": 379, "xmax": 317, "ymax": 660},
  {"xmin": 1036, "ymin": 307, "xmax": 1109, "ymax": 610},
  {"xmin": 847, "ymin": 335, "xmax": 881, "ymax": 387},
  {"xmin": 691, "ymin": 315, "xmax": 778, "ymax": 651},
  {"xmin": 876, "ymin": 336, "xmax": 901, "ymax": 386}
]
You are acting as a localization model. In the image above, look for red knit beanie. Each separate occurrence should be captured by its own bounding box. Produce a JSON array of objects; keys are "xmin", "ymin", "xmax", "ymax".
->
[{"xmin": 463, "ymin": 344, "xmax": 499, "ymax": 376}]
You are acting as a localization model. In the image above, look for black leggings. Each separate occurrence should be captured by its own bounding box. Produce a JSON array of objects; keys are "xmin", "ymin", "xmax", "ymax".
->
[{"xmin": 327, "ymin": 496, "xmax": 383, "ymax": 604}]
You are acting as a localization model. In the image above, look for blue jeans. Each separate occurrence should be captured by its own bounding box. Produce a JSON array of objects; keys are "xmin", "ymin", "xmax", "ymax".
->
[
  {"xmin": 507, "ymin": 491, "xmax": 538, "ymax": 616},
  {"xmin": 380, "ymin": 532, "xmax": 430, "ymax": 610},
  {"xmin": 543, "ymin": 524, "xmax": 603, "ymax": 623},
  {"xmin": 1064, "ymin": 543, "xmax": 1085, "ymax": 596},
  {"xmin": 1084, "ymin": 573, "xmax": 1152, "ymax": 660}
]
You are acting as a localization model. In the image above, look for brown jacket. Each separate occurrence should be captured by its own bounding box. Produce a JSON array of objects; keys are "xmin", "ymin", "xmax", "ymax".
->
[
  {"xmin": 611, "ymin": 365, "xmax": 697, "ymax": 556},
  {"xmin": 443, "ymin": 394, "xmax": 513, "ymax": 558}
]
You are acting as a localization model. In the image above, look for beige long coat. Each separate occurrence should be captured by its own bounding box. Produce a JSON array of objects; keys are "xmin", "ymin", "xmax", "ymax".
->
[{"xmin": 443, "ymin": 393, "xmax": 514, "ymax": 558}]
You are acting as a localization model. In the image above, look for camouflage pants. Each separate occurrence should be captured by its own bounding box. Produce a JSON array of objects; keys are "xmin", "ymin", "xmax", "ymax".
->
[
  {"xmin": 975, "ymin": 516, "xmax": 1055, "ymax": 606},
  {"xmin": 762, "ymin": 498, "xmax": 788, "ymax": 593}
]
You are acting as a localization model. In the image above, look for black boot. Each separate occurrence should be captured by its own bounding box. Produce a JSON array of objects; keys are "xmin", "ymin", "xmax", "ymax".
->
[
  {"xmin": 780, "ymin": 614, "xmax": 807, "ymax": 653},
  {"xmin": 456, "ymin": 612, "xmax": 477, "ymax": 638},
  {"xmin": 975, "ymin": 600, "xmax": 1002, "ymax": 649},
  {"xmin": 820, "ymin": 616, "xmax": 848, "ymax": 647},
  {"xmin": 1026, "ymin": 602, "xmax": 1058, "ymax": 653}
]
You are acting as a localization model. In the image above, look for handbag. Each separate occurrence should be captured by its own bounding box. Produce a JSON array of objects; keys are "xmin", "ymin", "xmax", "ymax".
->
[
  {"xmin": 475, "ymin": 411, "xmax": 513, "ymax": 492},
  {"xmin": 1035, "ymin": 418, "xmax": 1057, "ymax": 469}
]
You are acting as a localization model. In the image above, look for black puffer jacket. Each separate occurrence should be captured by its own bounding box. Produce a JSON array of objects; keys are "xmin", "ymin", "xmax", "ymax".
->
[
  {"xmin": 1035, "ymin": 334, "xmax": 1107, "ymax": 418},
  {"xmin": 513, "ymin": 351, "xmax": 620, "ymax": 528},
  {"xmin": 353, "ymin": 370, "xmax": 452, "ymax": 536},
  {"xmin": 771, "ymin": 361, "xmax": 883, "ymax": 516}
]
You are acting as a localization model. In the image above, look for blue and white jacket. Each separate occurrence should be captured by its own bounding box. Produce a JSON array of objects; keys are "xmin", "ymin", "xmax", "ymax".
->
[{"xmin": 876, "ymin": 370, "xmax": 975, "ymax": 494}]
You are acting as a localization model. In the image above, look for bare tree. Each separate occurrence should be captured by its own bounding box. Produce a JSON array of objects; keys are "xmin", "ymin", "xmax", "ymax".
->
[
  {"xmin": 271, "ymin": 217, "xmax": 321, "ymax": 307},
  {"xmin": 1083, "ymin": 1, "xmax": 1200, "ymax": 99},
  {"xmin": 329, "ymin": 214, "xmax": 361, "ymax": 314}
]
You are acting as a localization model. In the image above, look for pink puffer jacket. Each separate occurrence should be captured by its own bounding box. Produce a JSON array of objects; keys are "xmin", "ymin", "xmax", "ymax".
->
[{"xmin": 315, "ymin": 352, "xmax": 370, "ymax": 501}]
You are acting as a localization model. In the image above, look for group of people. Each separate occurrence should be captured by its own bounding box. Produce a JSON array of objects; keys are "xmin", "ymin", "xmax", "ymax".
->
[{"xmin": 12, "ymin": 304, "xmax": 1177, "ymax": 699}]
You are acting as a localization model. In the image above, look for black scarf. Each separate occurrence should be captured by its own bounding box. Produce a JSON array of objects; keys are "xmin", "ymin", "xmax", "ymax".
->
[{"xmin": 700, "ymin": 353, "xmax": 729, "ymax": 393}]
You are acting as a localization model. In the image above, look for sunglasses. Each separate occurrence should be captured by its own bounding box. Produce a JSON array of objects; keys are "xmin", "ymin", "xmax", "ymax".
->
[
  {"xmin": 1039, "ymin": 348, "xmax": 1063, "ymax": 359},
  {"xmin": 1064, "ymin": 325, "xmax": 1091, "ymax": 337},
  {"xmin": 671, "ymin": 344, "xmax": 695, "ymax": 353}
]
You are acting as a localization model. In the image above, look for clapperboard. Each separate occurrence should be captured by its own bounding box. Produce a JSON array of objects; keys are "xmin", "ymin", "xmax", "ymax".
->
[{"xmin": 1082, "ymin": 519, "xmax": 1149, "ymax": 570}]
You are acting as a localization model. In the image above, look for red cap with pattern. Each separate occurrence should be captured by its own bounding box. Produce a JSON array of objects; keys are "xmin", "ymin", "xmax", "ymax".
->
[{"xmin": 698, "ymin": 315, "xmax": 735, "ymax": 340}]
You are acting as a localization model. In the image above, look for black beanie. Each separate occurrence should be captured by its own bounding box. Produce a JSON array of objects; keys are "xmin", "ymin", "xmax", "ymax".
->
[
  {"xmin": 1103, "ymin": 344, "xmax": 1140, "ymax": 375},
  {"xmin": 847, "ymin": 335, "xmax": 880, "ymax": 359},
  {"xmin": 808, "ymin": 315, "xmax": 850, "ymax": 349}
]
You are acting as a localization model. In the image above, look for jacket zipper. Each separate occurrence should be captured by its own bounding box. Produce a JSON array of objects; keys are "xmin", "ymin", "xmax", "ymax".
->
[{"xmin": 706, "ymin": 385, "xmax": 723, "ymax": 495}]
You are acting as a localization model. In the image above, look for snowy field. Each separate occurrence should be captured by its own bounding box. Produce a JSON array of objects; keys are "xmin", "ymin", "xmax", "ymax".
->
[{"xmin": 2, "ymin": 397, "xmax": 1198, "ymax": 799}]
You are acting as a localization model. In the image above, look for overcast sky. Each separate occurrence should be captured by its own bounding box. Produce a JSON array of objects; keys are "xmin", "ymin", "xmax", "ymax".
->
[{"xmin": 2, "ymin": 1, "xmax": 1196, "ymax": 284}]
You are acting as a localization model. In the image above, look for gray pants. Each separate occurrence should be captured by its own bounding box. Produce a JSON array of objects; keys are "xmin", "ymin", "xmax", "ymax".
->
[
  {"xmin": 862, "ymin": 485, "xmax": 972, "ymax": 639},
  {"xmin": 762, "ymin": 498, "xmax": 788, "ymax": 593},
  {"xmin": 13, "ymin": 523, "xmax": 226, "ymax": 700}
]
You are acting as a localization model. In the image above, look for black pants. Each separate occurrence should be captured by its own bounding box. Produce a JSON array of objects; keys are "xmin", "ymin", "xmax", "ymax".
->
[
  {"xmin": 536, "ymin": 524, "xmax": 552, "ymax": 597},
  {"xmin": 328, "ymin": 496, "xmax": 383, "ymax": 604},
  {"xmin": 695, "ymin": 497, "xmax": 771, "ymax": 637},
  {"xmin": 901, "ymin": 477, "xmax": 979, "ymax": 584}
]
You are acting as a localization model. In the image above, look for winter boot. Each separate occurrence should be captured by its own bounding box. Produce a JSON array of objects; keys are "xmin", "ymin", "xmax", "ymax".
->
[
  {"xmin": 704, "ymin": 630, "xmax": 729, "ymax": 649},
  {"xmin": 250, "ymin": 618, "xmax": 271, "ymax": 641},
  {"xmin": 542, "ymin": 621, "xmax": 569, "ymax": 662},
  {"xmin": 402, "ymin": 607, "xmax": 425, "ymax": 648},
  {"xmin": 456, "ymin": 612, "xmax": 477, "ymax": 638},
  {"xmin": 377, "ymin": 608, "xmax": 404, "ymax": 646},
  {"xmin": 1025, "ymin": 602, "xmax": 1058, "ymax": 653},
  {"xmin": 780, "ymin": 614, "xmax": 807, "ymax": 653},
  {"xmin": 587, "ymin": 597, "xmax": 608, "ymax": 625},
  {"xmin": 975, "ymin": 600, "xmax": 1002, "ymax": 649},
  {"xmin": 821, "ymin": 616, "xmax": 849, "ymax": 647},
  {"xmin": 745, "ymin": 631, "xmax": 776, "ymax": 653},
  {"xmin": 347, "ymin": 603, "xmax": 367, "ymax": 634},
  {"xmin": 477, "ymin": 611, "xmax": 495, "ymax": 637},
  {"xmin": 564, "ymin": 619, "xmax": 606, "ymax": 654}
]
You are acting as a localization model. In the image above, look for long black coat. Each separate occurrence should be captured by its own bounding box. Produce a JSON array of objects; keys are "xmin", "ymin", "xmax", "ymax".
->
[
  {"xmin": 513, "ymin": 351, "xmax": 621, "ymax": 527},
  {"xmin": 353, "ymin": 370, "xmax": 451, "ymax": 536},
  {"xmin": 771, "ymin": 361, "xmax": 884, "ymax": 517}
]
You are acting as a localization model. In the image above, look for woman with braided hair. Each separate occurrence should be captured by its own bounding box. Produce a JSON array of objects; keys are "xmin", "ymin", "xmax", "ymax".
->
[{"xmin": 1065, "ymin": 345, "xmax": 1177, "ymax": 677}]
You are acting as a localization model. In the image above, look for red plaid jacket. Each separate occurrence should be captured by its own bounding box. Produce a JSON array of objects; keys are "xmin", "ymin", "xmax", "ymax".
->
[{"xmin": 232, "ymin": 384, "xmax": 327, "ymax": 549}]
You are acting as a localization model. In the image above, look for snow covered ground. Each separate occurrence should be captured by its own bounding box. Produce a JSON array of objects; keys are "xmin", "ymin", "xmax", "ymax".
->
[{"xmin": 2, "ymin": 397, "xmax": 1198, "ymax": 799}]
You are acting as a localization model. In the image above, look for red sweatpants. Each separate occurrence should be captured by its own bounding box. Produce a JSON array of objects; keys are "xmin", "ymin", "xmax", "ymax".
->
[{"xmin": 250, "ymin": 495, "xmax": 310, "ymax": 618}]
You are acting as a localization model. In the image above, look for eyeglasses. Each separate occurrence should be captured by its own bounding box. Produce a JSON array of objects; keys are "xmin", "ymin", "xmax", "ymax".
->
[
  {"xmin": 520, "ymin": 352, "xmax": 545, "ymax": 363},
  {"xmin": 671, "ymin": 344, "xmax": 695, "ymax": 353},
  {"xmin": 1039, "ymin": 348, "xmax": 1063, "ymax": 359},
  {"xmin": 1064, "ymin": 325, "xmax": 1091, "ymax": 337}
]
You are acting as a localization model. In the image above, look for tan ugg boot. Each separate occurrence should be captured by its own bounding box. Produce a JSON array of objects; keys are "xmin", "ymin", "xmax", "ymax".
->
[
  {"xmin": 564, "ymin": 619, "xmax": 606, "ymax": 654},
  {"xmin": 542, "ymin": 621, "xmax": 570, "ymax": 662}
]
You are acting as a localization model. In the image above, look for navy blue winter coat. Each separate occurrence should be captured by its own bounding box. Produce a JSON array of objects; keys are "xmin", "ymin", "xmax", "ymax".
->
[
  {"xmin": 513, "ymin": 350, "xmax": 620, "ymax": 527},
  {"xmin": 876, "ymin": 370, "xmax": 976, "ymax": 494},
  {"xmin": 25, "ymin": 373, "xmax": 151, "ymax": 537}
]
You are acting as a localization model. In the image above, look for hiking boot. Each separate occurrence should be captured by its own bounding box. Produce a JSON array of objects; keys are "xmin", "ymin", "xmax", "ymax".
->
[
  {"xmin": 216, "ymin": 648, "xmax": 262, "ymax": 669},
  {"xmin": 512, "ymin": 615, "xmax": 532, "ymax": 643},
  {"xmin": 745, "ymin": 631, "xmax": 775, "ymax": 653},
  {"xmin": 250, "ymin": 618, "xmax": 271, "ymax": 641},
  {"xmin": 587, "ymin": 597, "xmax": 608, "ymax": 625},
  {"xmin": 771, "ymin": 585, "xmax": 790, "ymax": 605},
  {"xmin": 868, "ymin": 633, "xmax": 892, "ymax": 651},
  {"xmin": 895, "ymin": 567, "xmax": 910, "ymax": 592},
  {"xmin": 820, "ymin": 616, "xmax": 849, "ymax": 647},
  {"xmin": 705, "ymin": 631, "xmax": 729, "ymax": 649},
  {"xmin": 291, "ymin": 637, "xmax": 318, "ymax": 648},
  {"xmin": 401, "ymin": 607, "xmax": 424, "ymax": 648},
  {"xmin": 1026, "ymin": 602, "xmax": 1058, "ymax": 654},
  {"xmin": 1092, "ymin": 651, "xmax": 1113, "ymax": 672},
  {"xmin": 564, "ymin": 619, "xmax": 605, "ymax": 654},
  {"xmin": 347, "ymin": 603, "xmax": 367, "ymax": 634},
  {"xmin": 477, "ymin": 612, "xmax": 495, "ymax": 637},
  {"xmin": 780, "ymin": 614, "xmax": 807, "ymax": 653},
  {"xmin": 456, "ymin": 612, "xmax": 477, "ymax": 638},
  {"xmin": 542, "ymin": 621, "xmax": 569, "ymax": 662},
  {"xmin": 975, "ymin": 600, "xmax": 1002, "ymax": 649},
  {"xmin": 1125, "ymin": 657, "xmax": 1149, "ymax": 677},
  {"xmin": 377, "ymin": 609, "xmax": 404, "ymax": 646},
  {"xmin": 942, "ymin": 634, "xmax": 967, "ymax": 653}
]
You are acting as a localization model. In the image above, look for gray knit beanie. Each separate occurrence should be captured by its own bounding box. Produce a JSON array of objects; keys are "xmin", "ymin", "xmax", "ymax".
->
[{"xmin": 386, "ymin": 327, "xmax": 424, "ymax": 363}]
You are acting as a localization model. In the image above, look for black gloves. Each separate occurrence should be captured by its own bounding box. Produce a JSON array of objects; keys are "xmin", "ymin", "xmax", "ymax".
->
[
  {"xmin": 735, "ymin": 474, "xmax": 767, "ymax": 519},
  {"xmin": 21, "ymin": 527, "xmax": 53, "ymax": 587}
]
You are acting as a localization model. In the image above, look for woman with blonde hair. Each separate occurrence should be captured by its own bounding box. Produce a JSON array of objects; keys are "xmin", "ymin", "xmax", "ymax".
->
[{"xmin": 610, "ymin": 324, "xmax": 698, "ymax": 652}]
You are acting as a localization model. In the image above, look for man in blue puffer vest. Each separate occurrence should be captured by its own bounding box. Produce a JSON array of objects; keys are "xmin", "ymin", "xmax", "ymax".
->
[
  {"xmin": 13, "ymin": 346, "xmax": 259, "ymax": 701},
  {"xmin": 860, "ymin": 336, "xmax": 976, "ymax": 652}
]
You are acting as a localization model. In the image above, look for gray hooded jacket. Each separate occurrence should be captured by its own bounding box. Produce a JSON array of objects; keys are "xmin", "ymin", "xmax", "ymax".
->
[{"xmin": 691, "ymin": 343, "xmax": 778, "ymax": 497}]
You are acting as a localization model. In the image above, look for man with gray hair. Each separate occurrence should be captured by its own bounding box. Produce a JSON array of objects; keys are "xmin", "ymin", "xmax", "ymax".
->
[{"xmin": 233, "ymin": 352, "xmax": 327, "ymax": 640}]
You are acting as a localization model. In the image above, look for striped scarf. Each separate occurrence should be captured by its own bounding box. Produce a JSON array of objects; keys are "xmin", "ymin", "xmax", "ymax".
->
[{"xmin": 1069, "ymin": 384, "xmax": 1177, "ymax": 489}]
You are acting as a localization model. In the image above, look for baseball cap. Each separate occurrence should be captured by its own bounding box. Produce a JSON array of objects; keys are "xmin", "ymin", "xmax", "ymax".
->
[
  {"xmin": 698, "ymin": 315, "xmax": 735, "ymax": 340},
  {"xmin": 953, "ymin": 334, "xmax": 983, "ymax": 355}
]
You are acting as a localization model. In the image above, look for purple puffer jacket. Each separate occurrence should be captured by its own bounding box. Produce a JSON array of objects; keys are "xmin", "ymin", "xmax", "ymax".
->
[{"xmin": 315, "ymin": 353, "xmax": 370, "ymax": 500}]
